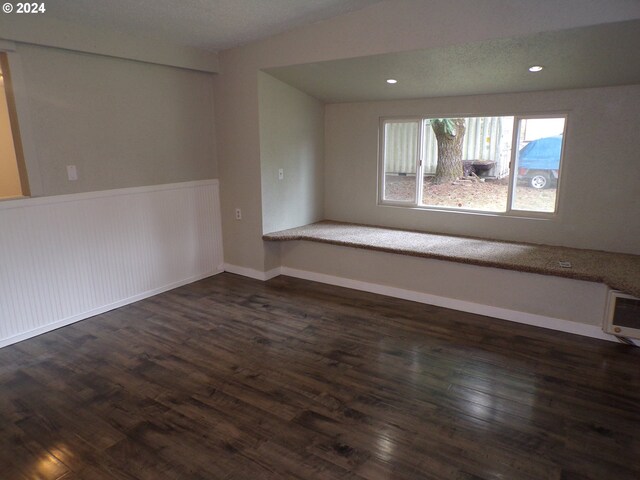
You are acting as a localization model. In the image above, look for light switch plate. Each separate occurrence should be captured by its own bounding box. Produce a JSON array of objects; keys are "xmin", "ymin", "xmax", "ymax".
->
[{"xmin": 66, "ymin": 165, "xmax": 78, "ymax": 181}]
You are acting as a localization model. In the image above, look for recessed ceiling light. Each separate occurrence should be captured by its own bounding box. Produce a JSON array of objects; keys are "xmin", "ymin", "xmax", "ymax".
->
[
  {"xmin": 528, "ymin": 65, "xmax": 544, "ymax": 72},
  {"xmin": 386, "ymin": 78, "xmax": 398, "ymax": 84}
]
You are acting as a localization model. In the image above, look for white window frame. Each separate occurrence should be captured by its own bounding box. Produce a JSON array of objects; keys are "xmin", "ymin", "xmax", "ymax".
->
[
  {"xmin": 378, "ymin": 113, "xmax": 568, "ymax": 217},
  {"xmin": 378, "ymin": 117, "xmax": 424, "ymax": 207}
]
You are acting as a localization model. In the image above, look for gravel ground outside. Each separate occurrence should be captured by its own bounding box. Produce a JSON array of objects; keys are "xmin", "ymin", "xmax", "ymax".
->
[{"xmin": 384, "ymin": 175, "xmax": 557, "ymax": 212}]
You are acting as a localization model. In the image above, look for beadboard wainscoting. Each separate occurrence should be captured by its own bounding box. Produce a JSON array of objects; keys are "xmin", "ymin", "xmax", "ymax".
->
[{"xmin": 0, "ymin": 180, "xmax": 224, "ymax": 348}]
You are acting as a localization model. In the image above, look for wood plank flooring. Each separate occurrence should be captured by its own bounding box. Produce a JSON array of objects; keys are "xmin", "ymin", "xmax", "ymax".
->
[{"xmin": 1, "ymin": 273, "xmax": 639, "ymax": 479}]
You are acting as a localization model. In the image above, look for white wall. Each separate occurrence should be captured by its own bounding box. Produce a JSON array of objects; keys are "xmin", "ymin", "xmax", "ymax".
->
[
  {"xmin": 279, "ymin": 241, "xmax": 612, "ymax": 339},
  {"xmin": 324, "ymin": 85, "xmax": 640, "ymax": 255},
  {"xmin": 9, "ymin": 44, "xmax": 218, "ymax": 197},
  {"xmin": 0, "ymin": 180, "xmax": 223, "ymax": 348},
  {"xmin": 214, "ymin": 0, "xmax": 640, "ymax": 272},
  {"xmin": 259, "ymin": 72, "xmax": 324, "ymax": 235}
]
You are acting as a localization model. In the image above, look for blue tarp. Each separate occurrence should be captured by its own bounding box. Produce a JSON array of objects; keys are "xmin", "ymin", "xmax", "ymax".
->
[{"xmin": 518, "ymin": 135, "xmax": 563, "ymax": 170}]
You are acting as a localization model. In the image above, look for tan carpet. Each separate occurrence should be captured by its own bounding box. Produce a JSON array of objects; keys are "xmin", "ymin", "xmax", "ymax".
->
[{"xmin": 263, "ymin": 221, "xmax": 640, "ymax": 298}]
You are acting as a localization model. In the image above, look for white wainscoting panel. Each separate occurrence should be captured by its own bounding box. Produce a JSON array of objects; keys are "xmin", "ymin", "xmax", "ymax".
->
[{"xmin": 0, "ymin": 180, "xmax": 223, "ymax": 347}]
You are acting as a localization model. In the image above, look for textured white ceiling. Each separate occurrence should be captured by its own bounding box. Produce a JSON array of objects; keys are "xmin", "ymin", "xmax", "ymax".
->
[
  {"xmin": 44, "ymin": 0, "xmax": 382, "ymax": 51},
  {"xmin": 265, "ymin": 20, "xmax": 640, "ymax": 102}
]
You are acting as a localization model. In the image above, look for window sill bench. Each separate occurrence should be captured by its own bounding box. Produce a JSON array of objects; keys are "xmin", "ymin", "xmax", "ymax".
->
[{"xmin": 263, "ymin": 221, "xmax": 640, "ymax": 298}]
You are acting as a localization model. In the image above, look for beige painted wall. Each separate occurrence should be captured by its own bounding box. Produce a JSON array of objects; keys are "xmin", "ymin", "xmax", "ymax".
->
[
  {"xmin": 0, "ymin": 82, "xmax": 21, "ymax": 198},
  {"xmin": 324, "ymin": 85, "xmax": 640, "ymax": 255},
  {"xmin": 259, "ymin": 72, "xmax": 324, "ymax": 235},
  {"xmin": 14, "ymin": 44, "xmax": 217, "ymax": 196},
  {"xmin": 214, "ymin": 0, "xmax": 640, "ymax": 271}
]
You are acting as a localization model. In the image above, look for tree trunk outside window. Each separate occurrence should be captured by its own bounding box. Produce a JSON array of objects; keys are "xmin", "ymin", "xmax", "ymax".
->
[{"xmin": 432, "ymin": 118, "xmax": 466, "ymax": 184}]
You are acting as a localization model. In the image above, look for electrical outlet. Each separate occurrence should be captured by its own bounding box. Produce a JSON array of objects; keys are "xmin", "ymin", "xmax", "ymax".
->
[
  {"xmin": 278, "ymin": 168, "xmax": 284, "ymax": 180},
  {"xmin": 235, "ymin": 208, "xmax": 242, "ymax": 220}
]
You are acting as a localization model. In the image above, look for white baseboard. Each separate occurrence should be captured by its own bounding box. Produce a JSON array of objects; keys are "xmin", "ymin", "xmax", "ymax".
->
[
  {"xmin": 224, "ymin": 264, "xmax": 282, "ymax": 281},
  {"xmin": 0, "ymin": 269, "xmax": 223, "ymax": 349},
  {"xmin": 279, "ymin": 266, "xmax": 616, "ymax": 343}
]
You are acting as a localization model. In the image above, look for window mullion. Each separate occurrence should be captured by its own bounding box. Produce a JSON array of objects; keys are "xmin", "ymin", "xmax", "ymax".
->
[
  {"xmin": 505, "ymin": 116, "xmax": 520, "ymax": 213},
  {"xmin": 415, "ymin": 119, "xmax": 424, "ymax": 206}
]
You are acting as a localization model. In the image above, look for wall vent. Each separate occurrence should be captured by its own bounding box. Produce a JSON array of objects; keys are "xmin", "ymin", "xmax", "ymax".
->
[{"xmin": 604, "ymin": 291, "xmax": 640, "ymax": 340}]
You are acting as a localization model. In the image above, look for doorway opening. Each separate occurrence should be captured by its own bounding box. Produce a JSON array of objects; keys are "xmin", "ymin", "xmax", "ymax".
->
[{"xmin": 0, "ymin": 52, "xmax": 29, "ymax": 199}]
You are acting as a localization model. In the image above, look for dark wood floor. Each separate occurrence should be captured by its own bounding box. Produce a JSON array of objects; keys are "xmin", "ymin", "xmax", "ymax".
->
[{"xmin": 1, "ymin": 273, "xmax": 639, "ymax": 480}]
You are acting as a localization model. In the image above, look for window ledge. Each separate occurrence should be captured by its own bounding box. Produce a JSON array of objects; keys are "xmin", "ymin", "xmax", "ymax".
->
[
  {"xmin": 263, "ymin": 221, "xmax": 640, "ymax": 298},
  {"xmin": 378, "ymin": 201, "xmax": 558, "ymax": 220}
]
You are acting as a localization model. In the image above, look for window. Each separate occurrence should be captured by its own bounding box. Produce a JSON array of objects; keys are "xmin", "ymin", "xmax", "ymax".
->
[{"xmin": 379, "ymin": 115, "xmax": 566, "ymax": 215}]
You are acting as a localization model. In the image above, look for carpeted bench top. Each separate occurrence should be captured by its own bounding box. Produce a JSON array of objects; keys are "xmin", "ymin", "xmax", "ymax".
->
[{"xmin": 263, "ymin": 221, "xmax": 640, "ymax": 298}]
